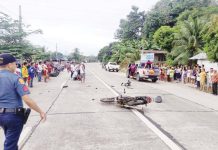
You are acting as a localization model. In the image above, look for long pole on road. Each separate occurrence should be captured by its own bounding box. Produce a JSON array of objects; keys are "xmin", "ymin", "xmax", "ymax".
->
[{"xmin": 19, "ymin": 78, "xmax": 70, "ymax": 149}]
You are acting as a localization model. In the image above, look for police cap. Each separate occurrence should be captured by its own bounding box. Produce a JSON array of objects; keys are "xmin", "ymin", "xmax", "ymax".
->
[{"xmin": 0, "ymin": 53, "xmax": 16, "ymax": 66}]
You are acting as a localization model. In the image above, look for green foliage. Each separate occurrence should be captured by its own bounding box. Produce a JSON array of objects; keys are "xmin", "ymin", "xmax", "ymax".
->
[
  {"xmin": 99, "ymin": 1, "xmax": 218, "ymax": 66},
  {"xmin": 172, "ymin": 18, "xmax": 204, "ymax": 64},
  {"xmin": 153, "ymin": 26, "xmax": 176, "ymax": 52},
  {"xmin": 177, "ymin": 7, "xmax": 218, "ymax": 21},
  {"xmin": 0, "ymin": 12, "xmax": 44, "ymax": 61},
  {"xmin": 68, "ymin": 48, "xmax": 83, "ymax": 62},
  {"xmin": 98, "ymin": 44, "xmax": 114, "ymax": 63},
  {"xmin": 142, "ymin": 0, "xmax": 215, "ymax": 39},
  {"xmin": 143, "ymin": 0, "xmax": 173, "ymax": 38},
  {"xmin": 115, "ymin": 6, "xmax": 145, "ymax": 41},
  {"xmin": 202, "ymin": 15, "xmax": 218, "ymax": 61}
]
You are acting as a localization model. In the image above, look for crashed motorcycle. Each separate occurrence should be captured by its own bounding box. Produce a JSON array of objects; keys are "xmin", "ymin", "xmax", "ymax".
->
[{"xmin": 100, "ymin": 95, "xmax": 153, "ymax": 109}]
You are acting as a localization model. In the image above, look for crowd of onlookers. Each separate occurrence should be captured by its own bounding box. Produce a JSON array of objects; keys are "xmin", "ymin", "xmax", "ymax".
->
[
  {"xmin": 159, "ymin": 65, "xmax": 218, "ymax": 95},
  {"xmin": 15, "ymin": 61, "xmax": 55, "ymax": 88},
  {"xmin": 15, "ymin": 60, "xmax": 86, "ymax": 87},
  {"xmin": 126, "ymin": 61, "xmax": 218, "ymax": 95}
]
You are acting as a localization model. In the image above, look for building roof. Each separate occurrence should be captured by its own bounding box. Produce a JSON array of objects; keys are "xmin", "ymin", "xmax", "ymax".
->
[
  {"xmin": 142, "ymin": 50, "xmax": 167, "ymax": 54},
  {"xmin": 189, "ymin": 52, "xmax": 207, "ymax": 60}
]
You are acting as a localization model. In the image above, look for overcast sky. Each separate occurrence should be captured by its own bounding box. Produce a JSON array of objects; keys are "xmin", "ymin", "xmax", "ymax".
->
[{"xmin": 0, "ymin": 0, "xmax": 159, "ymax": 56}]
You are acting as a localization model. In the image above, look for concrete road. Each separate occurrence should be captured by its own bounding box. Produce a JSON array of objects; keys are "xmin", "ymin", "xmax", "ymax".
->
[
  {"xmin": 1, "ymin": 63, "xmax": 218, "ymax": 150},
  {"xmin": 20, "ymin": 65, "xmax": 170, "ymax": 150}
]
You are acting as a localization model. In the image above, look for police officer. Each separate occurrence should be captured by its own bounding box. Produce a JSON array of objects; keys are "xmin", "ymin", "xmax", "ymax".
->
[{"xmin": 0, "ymin": 53, "xmax": 46, "ymax": 150}]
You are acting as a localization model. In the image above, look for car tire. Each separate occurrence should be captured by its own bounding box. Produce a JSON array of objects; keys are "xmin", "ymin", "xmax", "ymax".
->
[{"xmin": 152, "ymin": 79, "xmax": 157, "ymax": 82}]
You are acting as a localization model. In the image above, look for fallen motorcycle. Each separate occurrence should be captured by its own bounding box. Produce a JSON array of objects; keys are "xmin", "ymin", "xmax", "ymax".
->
[{"xmin": 100, "ymin": 95, "xmax": 153, "ymax": 109}]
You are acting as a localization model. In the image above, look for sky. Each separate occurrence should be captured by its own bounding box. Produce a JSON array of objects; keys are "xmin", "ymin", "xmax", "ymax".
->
[{"xmin": 0, "ymin": 0, "xmax": 160, "ymax": 56}]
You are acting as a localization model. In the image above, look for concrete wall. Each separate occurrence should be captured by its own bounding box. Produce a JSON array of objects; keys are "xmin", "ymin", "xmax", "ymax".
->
[{"xmin": 197, "ymin": 60, "xmax": 218, "ymax": 71}]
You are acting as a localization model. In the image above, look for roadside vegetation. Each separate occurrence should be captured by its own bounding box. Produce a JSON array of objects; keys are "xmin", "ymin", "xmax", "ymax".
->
[
  {"xmin": 0, "ymin": 12, "xmax": 48, "ymax": 61},
  {"xmin": 98, "ymin": 0, "xmax": 218, "ymax": 67}
]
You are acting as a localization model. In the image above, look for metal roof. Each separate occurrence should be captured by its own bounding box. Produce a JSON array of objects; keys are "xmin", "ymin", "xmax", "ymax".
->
[
  {"xmin": 142, "ymin": 50, "xmax": 167, "ymax": 54},
  {"xmin": 189, "ymin": 52, "xmax": 207, "ymax": 60}
]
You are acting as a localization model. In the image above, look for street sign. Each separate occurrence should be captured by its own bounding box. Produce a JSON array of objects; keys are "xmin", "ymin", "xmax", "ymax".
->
[{"xmin": 141, "ymin": 53, "xmax": 154, "ymax": 62}]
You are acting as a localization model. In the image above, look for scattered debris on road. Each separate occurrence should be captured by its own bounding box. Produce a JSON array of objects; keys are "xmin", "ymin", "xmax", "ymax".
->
[
  {"xmin": 154, "ymin": 96, "xmax": 162, "ymax": 103},
  {"xmin": 121, "ymin": 80, "xmax": 131, "ymax": 87},
  {"xmin": 62, "ymin": 85, "xmax": 68, "ymax": 88}
]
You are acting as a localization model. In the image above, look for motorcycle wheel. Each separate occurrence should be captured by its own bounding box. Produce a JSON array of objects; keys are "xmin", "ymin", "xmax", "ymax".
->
[{"xmin": 100, "ymin": 97, "xmax": 116, "ymax": 103}]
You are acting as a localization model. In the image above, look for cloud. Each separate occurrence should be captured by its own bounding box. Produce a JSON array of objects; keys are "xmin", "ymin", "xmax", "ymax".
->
[{"xmin": 0, "ymin": 0, "xmax": 159, "ymax": 56}]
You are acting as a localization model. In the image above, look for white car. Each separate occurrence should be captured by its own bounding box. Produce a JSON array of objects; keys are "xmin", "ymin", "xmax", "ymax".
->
[{"xmin": 105, "ymin": 62, "xmax": 120, "ymax": 72}]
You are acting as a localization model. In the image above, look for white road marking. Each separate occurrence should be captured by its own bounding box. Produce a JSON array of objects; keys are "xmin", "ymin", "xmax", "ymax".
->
[
  {"xmin": 89, "ymin": 69, "xmax": 184, "ymax": 150},
  {"xmin": 89, "ymin": 70, "xmax": 119, "ymax": 96}
]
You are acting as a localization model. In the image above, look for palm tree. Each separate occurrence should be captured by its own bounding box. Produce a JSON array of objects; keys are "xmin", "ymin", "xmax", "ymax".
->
[
  {"xmin": 171, "ymin": 18, "xmax": 204, "ymax": 64},
  {"xmin": 202, "ymin": 15, "xmax": 218, "ymax": 61}
]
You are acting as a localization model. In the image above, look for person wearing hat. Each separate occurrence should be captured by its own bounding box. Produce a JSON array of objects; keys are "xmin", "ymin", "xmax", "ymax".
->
[{"xmin": 0, "ymin": 53, "xmax": 46, "ymax": 150}]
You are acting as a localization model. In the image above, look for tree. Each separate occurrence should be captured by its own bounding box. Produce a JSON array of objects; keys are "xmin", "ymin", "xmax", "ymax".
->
[
  {"xmin": 0, "ymin": 12, "xmax": 43, "ymax": 61},
  {"xmin": 115, "ymin": 6, "xmax": 145, "ymax": 41},
  {"xmin": 153, "ymin": 26, "xmax": 176, "ymax": 52},
  {"xmin": 202, "ymin": 15, "xmax": 218, "ymax": 61},
  {"xmin": 142, "ymin": 0, "xmax": 216, "ymax": 39},
  {"xmin": 171, "ymin": 18, "xmax": 204, "ymax": 64},
  {"xmin": 68, "ymin": 48, "xmax": 83, "ymax": 62}
]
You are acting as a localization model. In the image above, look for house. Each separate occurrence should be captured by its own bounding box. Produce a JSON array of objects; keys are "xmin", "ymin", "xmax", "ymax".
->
[
  {"xmin": 190, "ymin": 52, "xmax": 218, "ymax": 71},
  {"xmin": 140, "ymin": 50, "xmax": 167, "ymax": 65}
]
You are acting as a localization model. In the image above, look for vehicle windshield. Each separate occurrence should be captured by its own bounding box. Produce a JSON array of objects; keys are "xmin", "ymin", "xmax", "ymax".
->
[
  {"xmin": 138, "ymin": 63, "xmax": 145, "ymax": 68},
  {"xmin": 110, "ymin": 63, "xmax": 117, "ymax": 65}
]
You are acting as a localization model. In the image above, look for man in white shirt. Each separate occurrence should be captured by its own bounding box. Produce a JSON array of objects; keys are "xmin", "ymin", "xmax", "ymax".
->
[
  {"xmin": 70, "ymin": 63, "xmax": 75, "ymax": 79},
  {"xmin": 37, "ymin": 61, "xmax": 43, "ymax": 82},
  {"xmin": 80, "ymin": 62, "xmax": 85, "ymax": 83}
]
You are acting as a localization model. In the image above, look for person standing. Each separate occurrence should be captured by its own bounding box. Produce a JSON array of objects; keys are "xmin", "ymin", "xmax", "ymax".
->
[
  {"xmin": 70, "ymin": 62, "xmax": 75, "ymax": 79},
  {"xmin": 21, "ymin": 62, "xmax": 29, "ymax": 84},
  {"xmin": 170, "ymin": 67, "xmax": 174, "ymax": 82},
  {"xmin": 15, "ymin": 63, "xmax": 21, "ymax": 76},
  {"xmin": 211, "ymin": 70, "xmax": 218, "ymax": 95},
  {"xmin": 80, "ymin": 62, "xmax": 85, "ymax": 83},
  {"xmin": 37, "ymin": 61, "xmax": 43, "ymax": 82},
  {"xmin": 0, "ymin": 53, "xmax": 46, "ymax": 150},
  {"xmin": 182, "ymin": 67, "xmax": 187, "ymax": 84},
  {"xmin": 207, "ymin": 68, "xmax": 213, "ymax": 93},
  {"xmin": 175, "ymin": 67, "xmax": 181, "ymax": 81},
  {"xmin": 42, "ymin": 62, "xmax": 48, "ymax": 83},
  {"xmin": 167, "ymin": 67, "xmax": 171, "ymax": 82},
  {"xmin": 200, "ymin": 68, "xmax": 206, "ymax": 91},
  {"xmin": 28, "ymin": 62, "xmax": 35, "ymax": 88},
  {"xmin": 47, "ymin": 62, "xmax": 52, "ymax": 80},
  {"xmin": 196, "ymin": 69, "xmax": 201, "ymax": 89},
  {"xmin": 130, "ymin": 63, "xmax": 136, "ymax": 77}
]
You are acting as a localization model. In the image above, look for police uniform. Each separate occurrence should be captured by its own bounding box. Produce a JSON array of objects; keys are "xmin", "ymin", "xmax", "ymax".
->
[{"xmin": 0, "ymin": 53, "xmax": 30, "ymax": 150}]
